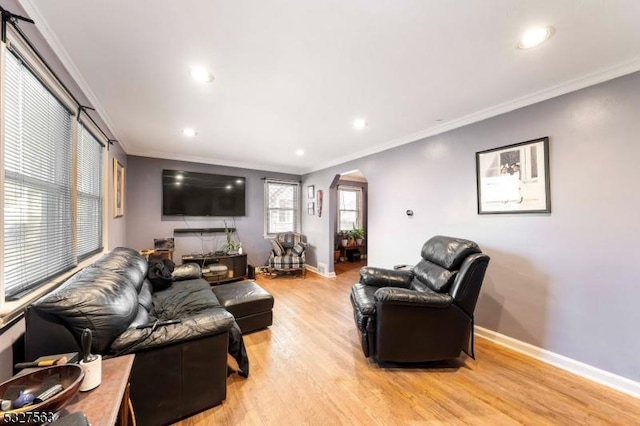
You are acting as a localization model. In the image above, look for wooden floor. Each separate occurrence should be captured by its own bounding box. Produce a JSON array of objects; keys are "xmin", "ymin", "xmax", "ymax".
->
[{"xmin": 177, "ymin": 265, "xmax": 640, "ymax": 426}]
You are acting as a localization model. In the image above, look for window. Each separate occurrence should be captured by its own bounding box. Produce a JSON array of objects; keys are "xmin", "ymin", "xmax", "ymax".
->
[
  {"xmin": 1, "ymin": 38, "xmax": 106, "ymax": 303},
  {"xmin": 338, "ymin": 186, "xmax": 362, "ymax": 231},
  {"xmin": 3, "ymin": 50, "xmax": 75, "ymax": 300},
  {"xmin": 264, "ymin": 180, "xmax": 299, "ymax": 235},
  {"xmin": 77, "ymin": 125, "xmax": 104, "ymax": 260}
]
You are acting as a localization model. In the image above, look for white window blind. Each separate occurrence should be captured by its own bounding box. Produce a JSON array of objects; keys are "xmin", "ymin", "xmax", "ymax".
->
[
  {"xmin": 265, "ymin": 180, "xmax": 299, "ymax": 235},
  {"xmin": 338, "ymin": 186, "xmax": 361, "ymax": 231},
  {"xmin": 3, "ymin": 51, "xmax": 75, "ymax": 299},
  {"xmin": 77, "ymin": 124, "xmax": 103, "ymax": 260}
]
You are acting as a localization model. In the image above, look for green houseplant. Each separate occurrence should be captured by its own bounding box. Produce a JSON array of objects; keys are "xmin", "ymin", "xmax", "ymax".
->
[
  {"xmin": 223, "ymin": 221, "xmax": 240, "ymax": 254},
  {"xmin": 351, "ymin": 226, "xmax": 365, "ymax": 245}
]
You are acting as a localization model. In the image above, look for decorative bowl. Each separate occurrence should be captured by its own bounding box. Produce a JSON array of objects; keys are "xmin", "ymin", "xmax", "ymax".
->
[{"xmin": 0, "ymin": 364, "xmax": 84, "ymax": 424}]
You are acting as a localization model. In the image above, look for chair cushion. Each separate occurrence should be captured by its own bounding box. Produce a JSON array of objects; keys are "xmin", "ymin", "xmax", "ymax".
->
[
  {"xmin": 420, "ymin": 235, "xmax": 481, "ymax": 270},
  {"xmin": 277, "ymin": 233, "xmax": 301, "ymax": 249},
  {"xmin": 412, "ymin": 259, "xmax": 457, "ymax": 293},
  {"xmin": 290, "ymin": 242, "xmax": 307, "ymax": 256},
  {"xmin": 269, "ymin": 254, "xmax": 304, "ymax": 269},
  {"xmin": 270, "ymin": 239, "xmax": 285, "ymax": 256}
]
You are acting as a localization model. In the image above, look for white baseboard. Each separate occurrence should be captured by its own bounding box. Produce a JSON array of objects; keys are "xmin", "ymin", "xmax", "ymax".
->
[
  {"xmin": 305, "ymin": 265, "xmax": 336, "ymax": 279},
  {"xmin": 475, "ymin": 326, "xmax": 640, "ymax": 399}
]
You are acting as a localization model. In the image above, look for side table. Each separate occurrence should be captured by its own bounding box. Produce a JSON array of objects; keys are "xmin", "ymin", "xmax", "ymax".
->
[{"xmin": 61, "ymin": 355, "xmax": 135, "ymax": 426}]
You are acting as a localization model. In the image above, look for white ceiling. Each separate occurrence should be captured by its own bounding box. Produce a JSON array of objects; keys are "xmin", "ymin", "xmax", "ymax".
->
[{"xmin": 18, "ymin": 0, "xmax": 640, "ymax": 174}]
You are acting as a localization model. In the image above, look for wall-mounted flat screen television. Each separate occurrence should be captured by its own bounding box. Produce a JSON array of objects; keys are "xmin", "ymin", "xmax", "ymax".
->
[{"xmin": 162, "ymin": 169, "xmax": 246, "ymax": 216}]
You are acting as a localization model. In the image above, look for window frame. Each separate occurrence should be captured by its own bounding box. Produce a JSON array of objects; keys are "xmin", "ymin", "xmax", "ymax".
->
[
  {"xmin": 264, "ymin": 179, "xmax": 300, "ymax": 237},
  {"xmin": 337, "ymin": 185, "xmax": 363, "ymax": 232}
]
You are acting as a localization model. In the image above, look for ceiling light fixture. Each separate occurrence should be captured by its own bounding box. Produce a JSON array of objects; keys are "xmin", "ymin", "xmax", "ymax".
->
[
  {"xmin": 353, "ymin": 118, "xmax": 368, "ymax": 130},
  {"xmin": 295, "ymin": 149, "xmax": 305, "ymax": 156},
  {"xmin": 190, "ymin": 67, "xmax": 214, "ymax": 83},
  {"xmin": 182, "ymin": 128, "xmax": 197, "ymax": 137},
  {"xmin": 517, "ymin": 26, "xmax": 554, "ymax": 49}
]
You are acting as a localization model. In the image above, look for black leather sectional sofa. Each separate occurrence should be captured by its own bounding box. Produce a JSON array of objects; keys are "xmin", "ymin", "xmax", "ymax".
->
[{"xmin": 24, "ymin": 247, "xmax": 247, "ymax": 425}]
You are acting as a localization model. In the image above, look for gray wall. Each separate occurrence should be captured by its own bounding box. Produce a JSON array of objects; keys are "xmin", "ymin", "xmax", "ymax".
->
[
  {"xmin": 302, "ymin": 71, "xmax": 640, "ymax": 382},
  {"xmin": 125, "ymin": 156, "xmax": 299, "ymax": 267}
]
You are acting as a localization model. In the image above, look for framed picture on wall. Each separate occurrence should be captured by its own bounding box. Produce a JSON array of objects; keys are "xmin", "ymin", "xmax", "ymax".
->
[
  {"xmin": 113, "ymin": 158, "xmax": 125, "ymax": 217},
  {"xmin": 308, "ymin": 185, "xmax": 315, "ymax": 199},
  {"xmin": 476, "ymin": 137, "xmax": 551, "ymax": 214},
  {"xmin": 307, "ymin": 202, "xmax": 315, "ymax": 215}
]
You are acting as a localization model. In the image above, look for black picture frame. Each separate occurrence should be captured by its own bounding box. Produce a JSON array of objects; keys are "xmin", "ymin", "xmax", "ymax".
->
[
  {"xmin": 476, "ymin": 137, "xmax": 551, "ymax": 214},
  {"xmin": 308, "ymin": 185, "xmax": 315, "ymax": 199}
]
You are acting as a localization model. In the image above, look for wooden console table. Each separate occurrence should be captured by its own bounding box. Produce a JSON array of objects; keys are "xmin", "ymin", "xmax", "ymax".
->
[
  {"xmin": 61, "ymin": 355, "xmax": 135, "ymax": 426},
  {"xmin": 182, "ymin": 253, "xmax": 248, "ymax": 284},
  {"xmin": 339, "ymin": 245, "xmax": 365, "ymax": 262}
]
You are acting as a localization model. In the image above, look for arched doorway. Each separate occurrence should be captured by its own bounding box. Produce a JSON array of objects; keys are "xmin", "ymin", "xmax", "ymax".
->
[{"xmin": 330, "ymin": 170, "xmax": 368, "ymax": 275}]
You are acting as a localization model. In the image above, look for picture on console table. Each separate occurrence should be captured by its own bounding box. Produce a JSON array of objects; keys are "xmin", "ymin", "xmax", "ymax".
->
[{"xmin": 476, "ymin": 137, "xmax": 551, "ymax": 214}]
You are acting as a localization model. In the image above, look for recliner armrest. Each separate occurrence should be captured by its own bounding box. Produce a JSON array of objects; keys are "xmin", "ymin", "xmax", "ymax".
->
[
  {"xmin": 359, "ymin": 266, "xmax": 413, "ymax": 288},
  {"xmin": 374, "ymin": 287, "xmax": 453, "ymax": 308}
]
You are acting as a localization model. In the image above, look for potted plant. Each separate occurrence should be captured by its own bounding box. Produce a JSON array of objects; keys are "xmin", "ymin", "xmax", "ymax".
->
[
  {"xmin": 224, "ymin": 221, "xmax": 239, "ymax": 254},
  {"xmin": 351, "ymin": 226, "xmax": 365, "ymax": 246},
  {"xmin": 339, "ymin": 231, "xmax": 349, "ymax": 247}
]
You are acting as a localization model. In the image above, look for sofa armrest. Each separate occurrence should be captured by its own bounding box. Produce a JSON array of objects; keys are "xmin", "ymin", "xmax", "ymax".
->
[
  {"xmin": 359, "ymin": 266, "xmax": 413, "ymax": 288},
  {"xmin": 110, "ymin": 309, "xmax": 234, "ymax": 354},
  {"xmin": 172, "ymin": 263, "xmax": 202, "ymax": 281},
  {"xmin": 374, "ymin": 287, "xmax": 453, "ymax": 308}
]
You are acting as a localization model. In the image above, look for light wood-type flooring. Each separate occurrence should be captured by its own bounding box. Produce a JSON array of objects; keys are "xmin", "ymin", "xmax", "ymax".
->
[{"xmin": 177, "ymin": 262, "xmax": 640, "ymax": 425}]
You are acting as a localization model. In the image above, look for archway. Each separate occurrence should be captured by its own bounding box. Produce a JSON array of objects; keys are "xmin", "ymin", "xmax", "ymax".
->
[{"xmin": 330, "ymin": 170, "xmax": 368, "ymax": 275}]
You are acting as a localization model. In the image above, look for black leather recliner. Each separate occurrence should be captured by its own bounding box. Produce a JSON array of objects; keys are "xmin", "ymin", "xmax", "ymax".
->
[{"xmin": 350, "ymin": 235, "xmax": 490, "ymax": 363}]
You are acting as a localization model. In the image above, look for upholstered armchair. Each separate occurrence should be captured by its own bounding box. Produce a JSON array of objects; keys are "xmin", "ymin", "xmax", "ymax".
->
[
  {"xmin": 350, "ymin": 235, "xmax": 490, "ymax": 363},
  {"xmin": 268, "ymin": 233, "xmax": 308, "ymax": 278}
]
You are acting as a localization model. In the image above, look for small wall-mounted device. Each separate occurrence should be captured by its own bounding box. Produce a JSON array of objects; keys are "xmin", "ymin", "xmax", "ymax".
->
[{"xmin": 406, "ymin": 210, "xmax": 414, "ymax": 216}]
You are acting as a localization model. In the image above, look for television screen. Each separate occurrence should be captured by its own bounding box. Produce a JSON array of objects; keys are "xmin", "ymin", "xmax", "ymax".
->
[{"xmin": 162, "ymin": 170, "xmax": 246, "ymax": 216}]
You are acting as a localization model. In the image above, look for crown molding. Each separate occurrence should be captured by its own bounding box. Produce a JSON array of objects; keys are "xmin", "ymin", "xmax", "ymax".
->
[
  {"xmin": 17, "ymin": 0, "xmax": 126, "ymax": 152},
  {"xmin": 304, "ymin": 56, "xmax": 640, "ymax": 174},
  {"xmin": 126, "ymin": 149, "xmax": 304, "ymax": 176}
]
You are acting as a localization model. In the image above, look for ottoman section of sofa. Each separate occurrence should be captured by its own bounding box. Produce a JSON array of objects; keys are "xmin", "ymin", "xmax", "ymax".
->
[{"xmin": 212, "ymin": 280, "xmax": 274, "ymax": 333}]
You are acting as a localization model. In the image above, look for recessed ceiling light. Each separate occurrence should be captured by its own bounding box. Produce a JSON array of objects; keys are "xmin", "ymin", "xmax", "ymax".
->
[
  {"xmin": 353, "ymin": 118, "xmax": 368, "ymax": 130},
  {"xmin": 182, "ymin": 128, "xmax": 197, "ymax": 137},
  {"xmin": 517, "ymin": 26, "xmax": 554, "ymax": 49},
  {"xmin": 295, "ymin": 149, "xmax": 305, "ymax": 156},
  {"xmin": 190, "ymin": 67, "xmax": 214, "ymax": 83},
  {"xmin": 176, "ymin": 174, "xmax": 183, "ymax": 180},
  {"xmin": 236, "ymin": 179, "xmax": 243, "ymax": 184}
]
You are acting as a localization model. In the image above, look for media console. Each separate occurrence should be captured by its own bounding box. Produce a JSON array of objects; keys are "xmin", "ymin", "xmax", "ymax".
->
[{"xmin": 182, "ymin": 252, "xmax": 247, "ymax": 284}]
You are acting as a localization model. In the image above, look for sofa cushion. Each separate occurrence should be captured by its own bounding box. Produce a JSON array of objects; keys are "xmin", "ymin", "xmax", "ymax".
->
[
  {"xmin": 152, "ymin": 279, "xmax": 222, "ymax": 320},
  {"xmin": 31, "ymin": 267, "xmax": 139, "ymax": 353},
  {"xmin": 89, "ymin": 247, "xmax": 149, "ymax": 292},
  {"xmin": 138, "ymin": 279, "xmax": 153, "ymax": 312}
]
